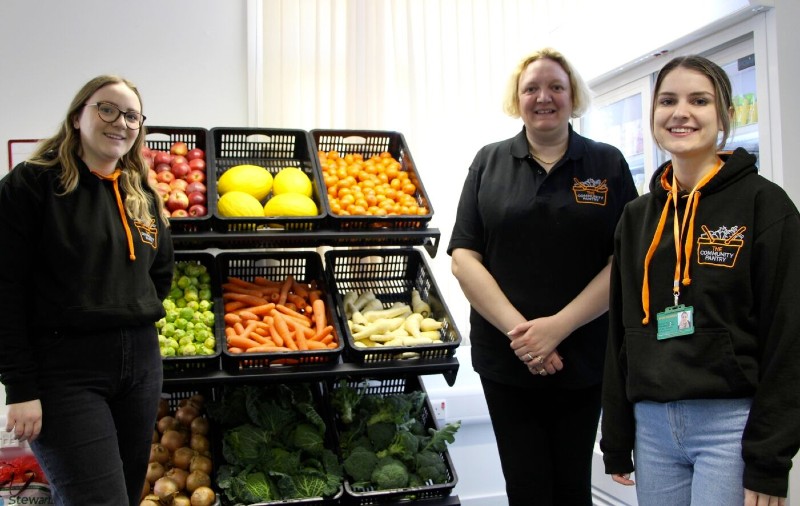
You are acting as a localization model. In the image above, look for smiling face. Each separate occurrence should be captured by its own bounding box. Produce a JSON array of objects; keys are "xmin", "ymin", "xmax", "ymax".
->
[
  {"xmin": 74, "ymin": 82, "xmax": 142, "ymax": 173},
  {"xmin": 652, "ymin": 67, "xmax": 723, "ymax": 160},
  {"xmin": 517, "ymin": 58, "xmax": 573, "ymax": 136}
]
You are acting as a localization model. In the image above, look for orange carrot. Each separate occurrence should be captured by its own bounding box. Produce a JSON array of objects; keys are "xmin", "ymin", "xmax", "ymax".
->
[
  {"xmin": 227, "ymin": 335, "xmax": 261, "ymax": 350},
  {"xmin": 224, "ymin": 313, "xmax": 242, "ymax": 326},
  {"xmin": 305, "ymin": 339, "xmax": 328, "ymax": 350},
  {"xmin": 295, "ymin": 326, "xmax": 309, "ymax": 351},
  {"xmin": 308, "ymin": 290, "xmax": 322, "ymax": 303},
  {"xmin": 224, "ymin": 301, "xmax": 246, "ymax": 313},
  {"xmin": 221, "ymin": 283, "xmax": 265, "ymax": 297},
  {"xmin": 311, "ymin": 299, "xmax": 327, "ymax": 335},
  {"xmin": 233, "ymin": 322, "xmax": 245, "ymax": 335},
  {"xmin": 223, "ymin": 292, "xmax": 269, "ymax": 306},
  {"xmin": 292, "ymin": 279, "xmax": 310, "ymax": 298},
  {"xmin": 267, "ymin": 323, "xmax": 284, "ymax": 347},
  {"xmin": 276, "ymin": 304, "xmax": 312, "ymax": 325},
  {"xmin": 286, "ymin": 293, "xmax": 307, "ymax": 309},
  {"xmin": 237, "ymin": 303, "xmax": 275, "ymax": 316},
  {"xmin": 228, "ymin": 346, "xmax": 244, "ymax": 354},
  {"xmin": 239, "ymin": 320, "xmax": 259, "ymax": 339},
  {"xmin": 278, "ymin": 275, "xmax": 293, "ymax": 305},
  {"xmin": 254, "ymin": 276, "xmax": 281, "ymax": 288},
  {"xmin": 271, "ymin": 311, "xmax": 297, "ymax": 350},
  {"xmin": 246, "ymin": 345, "xmax": 292, "ymax": 353},
  {"xmin": 238, "ymin": 310, "xmax": 260, "ymax": 322},
  {"xmin": 312, "ymin": 325, "xmax": 334, "ymax": 342},
  {"xmin": 227, "ymin": 276, "xmax": 267, "ymax": 291}
]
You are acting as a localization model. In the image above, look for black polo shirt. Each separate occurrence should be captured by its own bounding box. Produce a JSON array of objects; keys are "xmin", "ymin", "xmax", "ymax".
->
[{"xmin": 448, "ymin": 125, "xmax": 638, "ymax": 388}]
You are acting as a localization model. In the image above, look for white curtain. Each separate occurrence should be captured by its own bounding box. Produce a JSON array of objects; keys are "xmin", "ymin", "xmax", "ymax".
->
[{"xmin": 256, "ymin": 0, "xmax": 562, "ymax": 342}]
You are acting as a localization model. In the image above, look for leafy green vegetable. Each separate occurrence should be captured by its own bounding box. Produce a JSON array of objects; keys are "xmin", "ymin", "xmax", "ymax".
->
[
  {"xmin": 371, "ymin": 457, "xmax": 409, "ymax": 490},
  {"xmin": 343, "ymin": 446, "xmax": 380, "ymax": 483},
  {"xmin": 292, "ymin": 423, "xmax": 325, "ymax": 456},
  {"xmin": 216, "ymin": 465, "xmax": 276, "ymax": 503},
  {"xmin": 415, "ymin": 450, "xmax": 449, "ymax": 484},
  {"xmin": 222, "ymin": 424, "xmax": 270, "ymax": 466},
  {"xmin": 331, "ymin": 379, "xmax": 365, "ymax": 424}
]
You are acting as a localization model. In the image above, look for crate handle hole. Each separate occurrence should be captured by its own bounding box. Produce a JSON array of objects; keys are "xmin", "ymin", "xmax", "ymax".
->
[
  {"xmin": 245, "ymin": 134, "xmax": 273, "ymax": 144},
  {"xmin": 359, "ymin": 256, "xmax": 384, "ymax": 264}
]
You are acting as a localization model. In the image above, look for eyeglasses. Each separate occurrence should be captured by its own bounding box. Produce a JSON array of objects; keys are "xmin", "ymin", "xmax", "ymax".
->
[{"xmin": 85, "ymin": 102, "xmax": 146, "ymax": 130}]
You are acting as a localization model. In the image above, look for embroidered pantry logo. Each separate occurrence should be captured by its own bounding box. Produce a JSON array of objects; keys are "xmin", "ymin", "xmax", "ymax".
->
[
  {"xmin": 134, "ymin": 219, "xmax": 158, "ymax": 249},
  {"xmin": 572, "ymin": 177, "xmax": 608, "ymax": 206},
  {"xmin": 696, "ymin": 224, "xmax": 746, "ymax": 268}
]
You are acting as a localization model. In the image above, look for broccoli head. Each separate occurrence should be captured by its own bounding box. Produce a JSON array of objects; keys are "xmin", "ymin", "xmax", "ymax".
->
[
  {"xmin": 376, "ymin": 429, "xmax": 420, "ymax": 463},
  {"xmin": 415, "ymin": 450, "xmax": 449, "ymax": 484},
  {"xmin": 371, "ymin": 457, "xmax": 409, "ymax": 490},
  {"xmin": 343, "ymin": 446, "xmax": 379, "ymax": 483},
  {"xmin": 367, "ymin": 421, "xmax": 397, "ymax": 451},
  {"xmin": 331, "ymin": 380, "xmax": 365, "ymax": 425}
]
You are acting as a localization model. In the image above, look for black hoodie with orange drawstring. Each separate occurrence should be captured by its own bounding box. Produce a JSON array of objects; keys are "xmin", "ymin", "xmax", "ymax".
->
[
  {"xmin": 0, "ymin": 157, "xmax": 174, "ymax": 405},
  {"xmin": 600, "ymin": 147, "xmax": 800, "ymax": 497}
]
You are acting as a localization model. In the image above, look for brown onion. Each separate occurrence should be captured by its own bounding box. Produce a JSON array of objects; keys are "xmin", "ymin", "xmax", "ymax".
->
[
  {"xmin": 189, "ymin": 454, "xmax": 213, "ymax": 475},
  {"xmin": 189, "ymin": 433, "xmax": 210, "ymax": 454},
  {"xmin": 164, "ymin": 467, "xmax": 189, "ymax": 490},
  {"xmin": 175, "ymin": 405, "xmax": 200, "ymax": 427},
  {"xmin": 185, "ymin": 470, "xmax": 211, "ymax": 493},
  {"xmin": 190, "ymin": 486, "xmax": 216, "ymax": 506},
  {"xmin": 161, "ymin": 429, "xmax": 187, "ymax": 453},
  {"xmin": 141, "ymin": 496, "xmax": 161, "ymax": 506},
  {"xmin": 190, "ymin": 416, "xmax": 209, "ymax": 436},
  {"xmin": 172, "ymin": 447, "xmax": 198, "ymax": 470},
  {"xmin": 156, "ymin": 398, "xmax": 170, "ymax": 420},
  {"xmin": 145, "ymin": 461, "xmax": 166, "ymax": 484},
  {"xmin": 149, "ymin": 443, "xmax": 170, "ymax": 465},
  {"xmin": 172, "ymin": 494, "xmax": 191, "ymax": 506},
  {"xmin": 151, "ymin": 429, "xmax": 160, "ymax": 444},
  {"xmin": 153, "ymin": 476, "xmax": 179, "ymax": 499},
  {"xmin": 157, "ymin": 415, "xmax": 179, "ymax": 434}
]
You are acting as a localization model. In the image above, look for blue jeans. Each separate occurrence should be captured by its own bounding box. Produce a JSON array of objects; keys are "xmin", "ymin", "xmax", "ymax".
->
[
  {"xmin": 29, "ymin": 325, "xmax": 163, "ymax": 506},
  {"xmin": 633, "ymin": 398, "xmax": 752, "ymax": 506}
]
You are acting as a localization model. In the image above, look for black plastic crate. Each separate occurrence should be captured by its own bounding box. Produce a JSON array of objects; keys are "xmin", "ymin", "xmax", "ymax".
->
[
  {"xmin": 323, "ymin": 248, "xmax": 461, "ymax": 364},
  {"xmin": 160, "ymin": 251, "xmax": 222, "ymax": 377},
  {"xmin": 325, "ymin": 376, "xmax": 458, "ymax": 504},
  {"xmin": 144, "ymin": 126, "xmax": 213, "ymax": 233},
  {"xmin": 216, "ymin": 251, "xmax": 344, "ymax": 373},
  {"xmin": 209, "ymin": 127, "xmax": 329, "ymax": 232},
  {"xmin": 311, "ymin": 130, "xmax": 433, "ymax": 231}
]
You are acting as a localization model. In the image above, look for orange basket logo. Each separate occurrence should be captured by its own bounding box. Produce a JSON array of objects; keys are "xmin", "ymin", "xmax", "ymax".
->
[
  {"xmin": 572, "ymin": 178, "xmax": 608, "ymax": 206},
  {"xmin": 696, "ymin": 225, "xmax": 746, "ymax": 268},
  {"xmin": 135, "ymin": 219, "xmax": 159, "ymax": 249}
]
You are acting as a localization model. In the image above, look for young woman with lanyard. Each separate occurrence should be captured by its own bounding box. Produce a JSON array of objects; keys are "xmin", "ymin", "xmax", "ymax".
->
[{"xmin": 601, "ymin": 55, "xmax": 800, "ymax": 506}]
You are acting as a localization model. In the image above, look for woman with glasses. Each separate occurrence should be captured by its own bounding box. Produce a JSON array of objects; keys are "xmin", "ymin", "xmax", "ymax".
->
[{"xmin": 0, "ymin": 75, "xmax": 174, "ymax": 505}]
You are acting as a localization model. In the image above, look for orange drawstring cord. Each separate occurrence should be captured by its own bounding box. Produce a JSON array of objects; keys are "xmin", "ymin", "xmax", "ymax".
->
[
  {"xmin": 93, "ymin": 169, "xmax": 136, "ymax": 261},
  {"xmin": 641, "ymin": 190, "xmax": 673, "ymax": 325}
]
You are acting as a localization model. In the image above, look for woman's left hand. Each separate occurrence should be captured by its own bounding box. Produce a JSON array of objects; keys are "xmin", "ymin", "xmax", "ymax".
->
[
  {"xmin": 744, "ymin": 489, "xmax": 786, "ymax": 506},
  {"xmin": 509, "ymin": 314, "xmax": 568, "ymax": 360}
]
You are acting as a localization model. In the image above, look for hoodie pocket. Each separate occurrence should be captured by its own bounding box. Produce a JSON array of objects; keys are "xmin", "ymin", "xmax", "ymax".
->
[{"xmin": 621, "ymin": 327, "xmax": 754, "ymax": 401}]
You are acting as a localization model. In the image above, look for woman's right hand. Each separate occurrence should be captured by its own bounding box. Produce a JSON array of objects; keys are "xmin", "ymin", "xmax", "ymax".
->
[
  {"xmin": 5, "ymin": 399, "xmax": 42, "ymax": 442},
  {"xmin": 612, "ymin": 473, "xmax": 635, "ymax": 486}
]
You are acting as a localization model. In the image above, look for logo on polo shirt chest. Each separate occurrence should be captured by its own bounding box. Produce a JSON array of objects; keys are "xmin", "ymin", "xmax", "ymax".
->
[
  {"xmin": 696, "ymin": 224, "xmax": 746, "ymax": 268},
  {"xmin": 572, "ymin": 177, "xmax": 608, "ymax": 206}
]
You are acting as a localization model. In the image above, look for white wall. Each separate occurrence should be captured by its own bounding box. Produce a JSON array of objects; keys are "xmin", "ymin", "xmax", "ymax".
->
[{"xmin": 0, "ymin": 0, "xmax": 250, "ymax": 175}]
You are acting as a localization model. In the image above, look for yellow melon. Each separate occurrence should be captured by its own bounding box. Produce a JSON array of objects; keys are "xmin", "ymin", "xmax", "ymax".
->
[
  {"xmin": 217, "ymin": 165, "xmax": 273, "ymax": 200},
  {"xmin": 217, "ymin": 191, "xmax": 265, "ymax": 217},
  {"xmin": 263, "ymin": 193, "xmax": 318, "ymax": 217},
  {"xmin": 272, "ymin": 167, "xmax": 312, "ymax": 197}
]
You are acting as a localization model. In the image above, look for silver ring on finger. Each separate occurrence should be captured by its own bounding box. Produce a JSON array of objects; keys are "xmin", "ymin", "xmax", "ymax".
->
[
  {"xmin": 525, "ymin": 352, "xmax": 534, "ymax": 362},
  {"xmin": 535, "ymin": 355, "xmax": 544, "ymax": 364},
  {"xmin": 538, "ymin": 369, "xmax": 547, "ymax": 376}
]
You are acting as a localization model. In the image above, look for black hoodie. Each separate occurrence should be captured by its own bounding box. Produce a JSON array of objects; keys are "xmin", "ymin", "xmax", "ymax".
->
[
  {"xmin": 0, "ymin": 158, "xmax": 174, "ymax": 404},
  {"xmin": 601, "ymin": 148, "xmax": 800, "ymax": 496}
]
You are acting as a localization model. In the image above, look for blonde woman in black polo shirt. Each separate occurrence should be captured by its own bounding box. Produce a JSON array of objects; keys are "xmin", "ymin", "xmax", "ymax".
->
[{"xmin": 449, "ymin": 48, "xmax": 637, "ymax": 505}]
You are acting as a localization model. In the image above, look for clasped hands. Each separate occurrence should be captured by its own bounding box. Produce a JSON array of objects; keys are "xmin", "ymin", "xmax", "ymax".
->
[{"xmin": 508, "ymin": 315, "xmax": 565, "ymax": 377}]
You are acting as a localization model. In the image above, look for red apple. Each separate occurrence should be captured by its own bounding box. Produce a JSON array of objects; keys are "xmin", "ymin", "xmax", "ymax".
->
[
  {"xmin": 155, "ymin": 182, "xmax": 171, "ymax": 200},
  {"xmin": 188, "ymin": 191, "xmax": 206, "ymax": 206},
  {"xmin": 156, "ymin": 171, "xmax": 175, "ymax": 184},
  {"xmin": 170, "ymin": 142, "xmax": 188, "ymax": 157},
  {"xmin": 186, "ymin": 170, "xmax": 206, "ymax": 183},
  {"xmin": 185, "ymin": 181, "xmax": 206, "ymax": 195},
  {"xmin": 155, "ymin": 163, "xmax": 172, "ymax": 174},
  {"xmin": 171, "ymin": 209, "xmax": 189, "ymax": 218},
  {"xmin": 170, "ymin": 178, "xmax": 189, "ymax": 192},
  {"xmin": 188, "ymin": 204, "xmax": 207, "ymax": 217},
  {"xmin": 170, "ymin": 155, "xmax": 188, "ymax": 167},
  {"xmin": 171, "ymin": 162, "xmax": 191, "ymax": 179},
  {"xmin": 188, "ymin": 158, "xmax": 206, "ymax": 172},
  {"xmin": 186, "ymin": 148, "xmax": 204, "ymax": 161},
  {"xmin": 167, "ymin": 190, "xmax": 189, "ymax": 212},
  {"xmin": 153, "ymin": 151, "xmax": 171, "ymax": 166}
]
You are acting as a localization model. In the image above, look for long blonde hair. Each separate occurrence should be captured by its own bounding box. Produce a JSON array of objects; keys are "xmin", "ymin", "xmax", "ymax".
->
[{"xmin": 28, "ymin": 75, "xmax": 167, "ymax": 226}]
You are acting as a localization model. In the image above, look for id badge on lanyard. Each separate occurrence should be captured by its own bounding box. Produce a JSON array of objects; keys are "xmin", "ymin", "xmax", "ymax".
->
[{"xmin": 657, "ymin": 304, "xmax": 694, "ymax": 340}]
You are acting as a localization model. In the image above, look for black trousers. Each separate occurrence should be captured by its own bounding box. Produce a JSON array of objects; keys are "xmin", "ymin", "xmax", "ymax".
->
[{"xmin": 480, "ymin": 376, "xmax": 602, "ymax": 506}]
